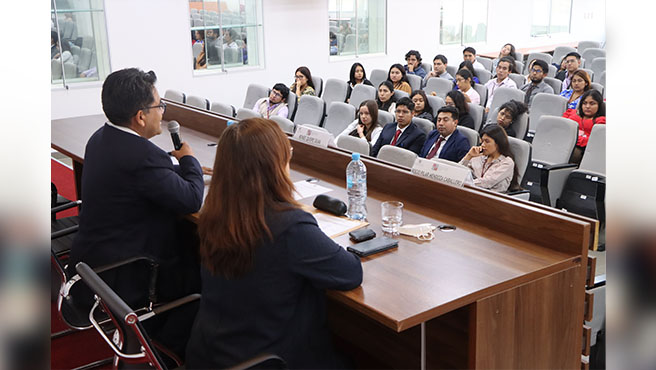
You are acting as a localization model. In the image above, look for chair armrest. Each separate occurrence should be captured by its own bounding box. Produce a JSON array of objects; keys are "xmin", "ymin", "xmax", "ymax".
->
[
  {"xmin": 52, "ymin": 200, "xmax": 82, "ymax": 214},
  {"xmin": 52, "ymin": 225, "xmax": 79, "ymax": 240},
  {"xmin": 532, "ymin": 162, "xmax": 578, "ymax": 171},
  {"xmin": 532, "ymin": 161, "xmax": 578, "ymax": 206},
  {"xmin": 138, "ymin": 293, "xmax": 201, "ymax": 321}
]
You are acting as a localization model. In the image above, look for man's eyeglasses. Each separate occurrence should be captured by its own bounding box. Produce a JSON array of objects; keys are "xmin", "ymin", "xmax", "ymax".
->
[
  {"xmin": 144, "ymin": 101, "xmax": 167, "ymax": 114},
  {"xmin": 530, "ymin": 68, "xmax": 544, "ymax": 74},
  {"xmin": 271, "ymin": 90, "xmax": 283, "ymax": 98}
]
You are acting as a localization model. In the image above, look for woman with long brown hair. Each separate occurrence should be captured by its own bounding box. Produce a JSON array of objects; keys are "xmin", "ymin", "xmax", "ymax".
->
[
  {"xmin": 337, "ymin": 99, "xmax": 383, "ymax": 145},
  {"xmin": 186, "ymin": 118, "xmax": 362, "ymax": 369}
]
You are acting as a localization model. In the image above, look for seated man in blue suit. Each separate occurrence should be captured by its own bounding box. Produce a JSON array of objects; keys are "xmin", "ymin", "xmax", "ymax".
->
[
  {"xmin": 420, "ymin": 105, "xmax": 471, "ymax": 162},
  {"xmin": 370, "ymin": 97, "xmax": 426, "ymax": 157},
  {"xmin": 69, "ymin": 68, "xmax": 205, "ymax": 359}
]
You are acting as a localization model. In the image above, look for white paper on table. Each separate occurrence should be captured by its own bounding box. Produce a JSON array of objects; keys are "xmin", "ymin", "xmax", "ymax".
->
[
  {"xmin": 293, "ymin": 180, "xmax": 332, "ymax": 200},
  {"xmin": 312, "ymin": 212, "xmax": 366, "ymax": 240}
]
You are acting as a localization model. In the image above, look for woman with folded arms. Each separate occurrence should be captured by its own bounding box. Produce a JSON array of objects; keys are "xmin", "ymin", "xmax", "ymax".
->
[
  {"xmin": 562, "ymin": 89, "xmax": 606, "ymax": 164},
  {"xmin": 459, "ymin": 124, "xmax": 518, "ymax": 193},
  {"xmin": 387, "ymin": 63, "xmax": 412, "ymax": 94},
  {"xmin": 187, "ymin": 118, "xmax": 362, "ymax": 369},
  {"xmin": 445, "ymin": 90, "xmax": 475, "ymax": 130},
  {"xmin": 376, "ymin": 80, "xmax": 397, "ymax": 113},
  {"xmin": 338, "ymin": 99, "xmax": 383, "ymax": 146}
]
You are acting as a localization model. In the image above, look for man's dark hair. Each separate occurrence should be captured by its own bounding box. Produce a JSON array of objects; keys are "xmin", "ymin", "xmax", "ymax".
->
[
  {"xmin": 51, "ymin": 30, "xmax": 59, "ymax": 45},
  {"xmin": 531, "ymin": 59, "xmax": 549, "ymax": 74},
  {"xmin": 437, "ymin": 105, "xmax": 459, "ymax": 121},
  {"xmin": 396, "ymin": 96, "xmax": 415, "ymax": 112},
  {"xmin": 101, "ymin": 68, "xmax": 157, "ymax": 126},
  {"xmin": 272, "ymin": 83, "xmax": 289, "ymax": 101},
  {"xmin": 405, "ymin": 50, "xmax": 422, "ymax": 62},
  {"xmin": 433, "ymin": 54, "xmax": 448, "ymax": 64},
  {"xmin": 463, "ymin": 46, "xmax": 476, "ymax": 55},
  {"xmin": 498, "ymin": 56, "xmax": 516, "ymax": 73},
  {"xmin": 565, "ymin": 51, "xmax": 581, "ymax": 60}
]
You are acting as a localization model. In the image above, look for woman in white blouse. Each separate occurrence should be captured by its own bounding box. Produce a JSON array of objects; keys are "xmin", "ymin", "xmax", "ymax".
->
[
  {"xmin": 459, "ymin": 124, "xmax": 518, "ymax": 193},
  {"xmin": 455, "ymin": 69, "xmax": 480, "ymax": 105},
  {"xmin": 337, "ymin": 100, "xmax": 383, "ymax": 147}
]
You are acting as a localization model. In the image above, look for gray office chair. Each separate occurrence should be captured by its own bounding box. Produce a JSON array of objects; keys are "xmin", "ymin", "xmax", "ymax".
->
[
  {"xmin": 515, "ymin": 52, "xmax": 524, "ymax": 63},
  {"xmin": 577, "ymin": 41, "xmax": 601, "ymax": 55},
  {"xmin": 547, "ymin": 64, "xmax": 557, "ymax": 78},
  {"xmin": 312, "ymin": 75, "xmax": 324, "ymax": 97},
  {"xmin": 553, "ymin": 46, "xmax": 577, "ymax": 67},
  {"xmin": 377, "ymin": 110, "xmax": 394, "ymax": 126},
  {"xmin": 186, "ymin": 95, "xmax": 210, "ymax": 110},
  {"xmin": 473, "ymin": 84, "xmax": 488, "ymax": 107},
  {"xmin": 475, "ymin": 68, "xmax": 491, "ymax": 84},
  {"xmin": 243, "ymin": 83, "xmax": 269, "ymax": 109},
  {"xmin": 524, "ymin": 53, "xmax": 552, "ymax": 74},
  {"xmin": 78, "ymin": 48, "xmax": 92, "ymax": 72},
  {"xmin": 477, "ymin": 57, "xmax": 494, "ymax": 72},
  {"xmin": 63, "ymin": 62, "xmax": 77, "ymax": 78},
  {"xmin": 412, "ymin": 117, "xmax": 434, "ymax": 135},
  {"xmin": 270, "ymin": 115, "xmax": 295, "ymax": 134},
  {"xmin": 210, "ymin": 101, "xmax": 235, "ymax": 117},
  {"xmin": 423, "ymin": 77, "xmax": 453, "ymax": 99},
  {"xmin": 597, "ymin": 71, "xmax": 606, "ymax": 88},
  {"xmin": 543, "ymin": 77, "xmax": 563, "ymax": 94},
  {"xmin": 426, "ymin": 95, "xmax": 444, "ymax": 120},
  {"xmin": 508, "ymin": 73, "xmax": 526, "ymax": 88},
  {"xmin": 446, "ymin": 65, "xmax": 457, "ymax": 79},
  {"xmin": 591, "ymin": 58, "xmax": 606, "ymax": 83},
  {"xmin": 349, "ymin": 84, "xmax": 376, "ymax": 111},
  {"xmin": 224, "ymin": 47, "xmax": 242, "ymax": 64},
  {"xmin": 488, "ymin": 87, "xmax": 526, "ymax": 117},
  {"xmin": 580, "ymin": 68, "xmax": 595, "ymax": 81},
  {"xmin": 421, "ymin": 62, "xmax": 432, "ymax": 74},
  {"xmin": 484, "ymin": 107, "xmax": 528, "ymax": 139},
  {"xmin": 342, "ymin": 34, "xmax": 356, "ymax": 54},
  {"xmin": 508, "ymin": 137, "xmax": 531, "ymax": 185},
  {"xmin": 527, "ymin": 93, "xmax": 568, "ymax": 138},
  {"xmin": 393, "ymin": 89, "xmax": 409, "ymax": 101},
  {"xmin": 467, "ymin": 103, "xmax": 485, "ymax": 132},
  {"xmin": 456, "ymin": 126, "xmax": 479, "ymax": 147},
  {"xmin": 235, "ymin": 107, "xmax": 262, "ymax": 120},
  {"xmin": 407, "ymin": 74, "xmax": 422, "ymax": 91},
  {"xmin": 514, "ymin": 60, "xmax": 524, "ymax": 75},
  {"xmin": 287, "ymin": 92, "xmax": 297, "ymax": 119},
  {"xmin": 322, "ymin": 78, "xmax": 348, "ymax": 106},
  {"xmin": 377, "ymin": 145, "xmax": 418, "ymax": 168},
  {"xmin": 164, "ymin": 89, "xmax": 186, "ymax": 104},
  {"xmin": 581, "ymin": 48, "xmax": 606, "ymax": 68},
  {"xmin": 192, "ymin": 42, "xmax": 203, "ymax": 59},
  {"xmin": 590, "ymin": 82, "xmax": 604, "ymax": 96},
  {"xmin": 324, "ymin": 102, "xmax": 356, "ymax": 137},
  {"xmin": 336, "ymin": 135, "xmax": 370, "ymax": 156},
  {"xmin": 369, "ymin": 69, "xmax": 387, "ymax": 91},
  {"xmin": 293, "ymin": 95, "xmax": 325, "ymax": 127}
]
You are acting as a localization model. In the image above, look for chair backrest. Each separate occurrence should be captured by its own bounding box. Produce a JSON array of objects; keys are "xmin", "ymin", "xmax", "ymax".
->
[
  {"xmin": 579, "ymin": 124, "xmax": 606, "ymax": 175},
  {"xmin": 236, "ymin": 107, "xmax": 262, "ymax": 120},
  {"xmin": 63, "ymin": 62, "xmax": 77, "ymax": 78},
  {"xmin": 407, "ymin": 74, "xmax": 422, "ymax": 91},
  {"xmin": 349, "ymin": 84, "xmax": 376, "ymax": 110},
  {"xmin": 324, "ymin": 102, "xmax": 357, "ymax": 136},
  {"xmin": 70, "ymin": 44, "xmax": 81, "ymax": 56},
  {"xmin": 186, "ymin": 95, "xmax": 209, "ymax": 110},
  {"xmin": 210, "ymin": 101, "xmax": 235, "ymax": 117},
  {"xmin": 336, "ymin": 135, "xmax": 370, "ymax": 156},
  {"xmin": 508, "ymin": 73, "xmax": 526, "ymax": 88},
  {"xmin": 393, "ymin": 89, "xmax": 409, "ymax": 101},
  {"xmin": 514, "ymin": 60, "xmax": 524, "ymax": 75},
  {"xmin": 591, "ymin": 58, "xmax": 606, "ymax": 82},
  {"xmin": 369, "ymin": 69, "xmax": 387, "ymax": 91},
  {"xmin": 243, "ymin": 83, "xmax": 269, "ymax": 109},
  {"xmin": 529, "ymin": 93, "xmax": 568, "ymax": 132},
  {"xmin": 377, "ymin": 145, "xmax": 418, "ymax": 168},
  {"xmin": 446, "ymin": 65, "xmax": 458, "ymax": 78},
  {"xmin": 287, "ymin": 92, "xmax": 297, "ymax": 119},
  {"xmin": 164, "ymin": 89, "xmax": 186, "ymax": 104},
  {"xmin": 456, "ymin": 126, "xmax": 479, "ymax": 147},
  {"xmin": 580, "ymin": 68, "xmax": 594, "ymax": 81},
  {"xmin": 547, "ymin": 64, "xmax": 557, "ymax": 78},
  {"xmin": 312, "ymin": 75, "xmax": 324, "ymax": 97},
  {"xmin": 472, "ymin": 84, "xmax": 487, "ymax": 107},
  {"xmin": 532, "ymin": 116, "xmax": 578, "ymax": 165},
  {"xmin": 412, "ymin": 117, "xmax": 434, "ymax": 135},
  {"xmin": 581, "ymin": 48, "xmax": 606, "ymax": 68},
  {"xmin": 508, "ymin": 136, "xmax": 532, "ymax": 185},
  {"xmin": 543, "ymin": 77, "xmax": 562, "ymax": 94},
  {"xmin": 78, "ymin": 47, "xmax": 92, "ymax": 71},
  {"xmin": 192, "ymin": 42, "xmax": 203, "ymax": 58},
  {"xmin": 51, "ymin": 59, "xmax": 63, "ymax": 79},
  {"xmin": 270, "ymin": 115, "xmax": 295, "ymax": 134},
  {"xmin": 514, "ymin": 52, "xmax": 524, "ymax": 63},
  {"xmin": 293, "ymin": 95, "xmax": 325, "ymax": 127},
  {"xmin": 343, "ymin": 34, "xmax": 356, "ymax": 53},
  {"xmin": 421, "ymin": 62, "xmax": 432, "ymax": 73},
  {"xmin": 423, "ymin": 77, "xmax": 453, "ymax": 99},
  {"xmin": 377, "ymin": 110, "xmax": 394, "ymax": 126},
  {"xmin": 552, "ymin": 46, "xmax": 577, "ymax": 66},
  {"xmin": 477, "ymin": 57, "xmax": 494, "ymax": 72},
  {"xmin": 322, "ymin": 78, "xmax": 348, "ymax": 105},
  {"xmin": 577, "ymin": 41, "xmax": 601, "ymax": 55},
  {"xmin": 590, "ymin": 82, "xmax": 604, "ymax": 95},
  {"xmin": 488, "ymin": 87, "xmax": 525, "ymax": 116},
  {"xmin": 426, "ymin": 95, "xmax": 444, "ymax": 120},
  {"xmin": 512, "ymin": 112, "xmax": 529, "ymax": 139},
  {"xmin": 467, "ymin": 103, "xmax": 485, "ymax": 132},
  {"xmin": 475, "ymin": 68, "xmax": 491, "ymax": 84},
  {"xmin": 524, "ymin": 53, "xmax": 552, "ymax": 73},
  {"xmin": 598, "ymin": 71, "xmax": 606, "ymax": 88},
  {"xmin": 224, "ymin": 47, "xmax": 242, "ymax": 64}
]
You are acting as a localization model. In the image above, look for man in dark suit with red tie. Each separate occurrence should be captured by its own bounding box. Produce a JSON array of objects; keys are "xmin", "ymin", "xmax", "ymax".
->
[
  {"xmin": 370, "ymin": 97, "xmax": 426, "ymax": 157},
  {"xmin": 419, "ymin": 106, "xmax": 470, "ymax": 162}
]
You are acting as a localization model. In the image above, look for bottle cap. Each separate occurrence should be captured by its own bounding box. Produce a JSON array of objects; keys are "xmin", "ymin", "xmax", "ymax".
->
[{"xmin": 351, "ymin": 153, "xmax": 360, "ymax": 161}]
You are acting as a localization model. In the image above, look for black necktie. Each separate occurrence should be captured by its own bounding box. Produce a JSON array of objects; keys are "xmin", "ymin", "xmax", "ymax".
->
[{"xmin": 524, "ymin": 84, "xmax": 536, "ymax": 105}]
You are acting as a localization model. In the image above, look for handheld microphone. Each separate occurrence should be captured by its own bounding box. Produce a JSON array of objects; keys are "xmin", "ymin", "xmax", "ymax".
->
[{"xmin": 167, "ymin": 121, "xmax": 183, "ymax": 150}]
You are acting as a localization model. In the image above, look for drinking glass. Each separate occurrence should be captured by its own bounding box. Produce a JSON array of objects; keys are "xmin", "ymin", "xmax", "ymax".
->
[{"xmin": 381, "ymin": 201, "xmax": 403, "ymax": 235}]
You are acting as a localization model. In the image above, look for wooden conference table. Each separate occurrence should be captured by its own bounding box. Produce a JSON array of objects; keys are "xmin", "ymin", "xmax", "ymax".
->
[{"xmin": 52, "ymin": 100, "xmax": 596, "ymax": 369}]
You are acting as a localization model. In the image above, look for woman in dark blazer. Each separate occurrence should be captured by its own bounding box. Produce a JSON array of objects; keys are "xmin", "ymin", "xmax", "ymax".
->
[{"xmin": 186, "ymin": 118, "xmax": 363, "ymax": 369}]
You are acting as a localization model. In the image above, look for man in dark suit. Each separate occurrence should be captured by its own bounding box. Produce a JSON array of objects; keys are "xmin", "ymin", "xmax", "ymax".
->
[
  {"xmin": 69, "ymin": 68, "xmax": 205, "ymax": 358},
  {"xmin": 420, "ymin": 105, "xmax": 471, "ymax": 162},
  {"xmin": 370, "ymin": 97, "xmax": 426, "ymax": 157}
]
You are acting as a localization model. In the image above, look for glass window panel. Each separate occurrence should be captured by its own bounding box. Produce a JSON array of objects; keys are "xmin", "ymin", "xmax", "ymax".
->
[
  {"xmin": 549, "ymin": 0, "xmax": 571, "ymax": 34},
  {"xmin": 531, "ymin": 0, "xmax": 571, "ymax": 36},
  {"xmin": 462, "ymin": 0, "xmax": 487, "ymax": 44},
  {"xmin": 440, "ymin": 0, "xmax": 487, "ymax": 45},
  {"xmin": 440, "ymin": 0, "xmax": 463, "ymax": 45},
  {"xmin": 329, "ymin": 0, "xmax": 385, "ymax": 59},
  {"xmin": 531, "ymin": 0, "xmax": 551, "ymax": 36}
]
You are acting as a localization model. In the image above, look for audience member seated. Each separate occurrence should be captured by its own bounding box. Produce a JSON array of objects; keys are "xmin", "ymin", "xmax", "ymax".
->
[
  {"xmin": 459, "ymin": 124, "xmax": 518, "ymax": 193},
  {"xmin": 420, "ymin": 106, "xmax": 470, "ymax": 162},
  {"xmin": 193, "ymin": 30, "xmax": 204, "ymax": 45},
  {"xmin": 329, "ymin": 31, "xmax": 338, "ymax": 55},
  {"xmin": 290, "ymin": 66, "xmax": 316, "ymax": 102},
  {"xmin": 423, "ymin": 54, "xmax": 454, "ymax": 84},
  {"xmin": 455, "ymin": 69, "xmax": 480, "ymax": 105},
  {"xmin": 222, "ymin": 28, "xmax": 239, "ymax": 49},
  {"xmin": 410, "ymin": 90, "xmax": 434, "ymax": 122},
  {"xmin": 488, "ymin": 100, "xmax": 528, "ymax": 138},
  {"xmin": 187, "ymin": 118, "xmax": 362, "ymax": 369},
  {"xmin": 463, "ymin": 46, "xmax": 486, "ymax": 71},
  {"xmin": 346, "ymin": 62, "xmax": 374, "ymax": 100},
  {"xmin": 457, "ymin": 60, "xmax": 481, "ymax": 84},
  {"xmin": 387, "ymin": 63, "xmax": 412, "ymax": 94},
  {"xmin": 445, "ymin": 91, "xmax": 475, "ymax": 130},
  {"xmin": 370, "ymin": 97, "xmax": 426, "ymax": 157},
  {"xmin": 520, "ymin": 59, "xmax": 554, "ymax": 107},
  {"xmin": 492, "ymin": 43, "xmax": 517, "ymax": 70},
  {"xmin": 560, "ymin": 69, "xmax": 591, "ymax": 111},
  {"xmin": 194, "ymin": 46, "xmax": 207, "ymax": 70},
  {"xmin": 562, "ymin": 89, "xmax": 606, "ymax": 164},
  {"xmin": 205, "ymin": 28, "xmax": 222, "ymax": 63},
  {"xmin": 376, "ymin": 81, "xmax": 397, "ymax": 113},
  {"xmin": 253, "ymin": 83, "xmax": 290, "ymax": 118},
  {"xmin": 51, "ymin": 30, "xmax": 60, "ymax": 59},
  {"xmin": 337, "ymin": 100, "xmax": 383, "ymax": 146},
  {"xmin": 484, "ymin": 56, "xmax": 517, "ymax": 112},
  {"xmin": 555, "ymin": 52, "xmax": 582, "ymax": 90},
  {"xmin": 54, "ymin": 40, "xmax": 73, "ymax": 64},
  {"xmin": 404, "ymin": 50, "xmax": 427, "ymax": 79}
]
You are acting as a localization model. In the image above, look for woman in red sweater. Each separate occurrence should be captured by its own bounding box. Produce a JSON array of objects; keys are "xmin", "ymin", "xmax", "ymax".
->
[{"xmin": 562, "ymin": 89, "xmax": 605, "ymax": 164}]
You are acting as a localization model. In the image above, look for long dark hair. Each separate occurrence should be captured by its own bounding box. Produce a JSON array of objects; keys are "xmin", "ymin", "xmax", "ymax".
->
[
  {"xmin": 446, "ymin": 90, "xmax": 469, "ymax": 115},
  {"xmin": 410, "ymin": 90, "xmax": 433, "ymax": 115},
  {"xmin": 198, "ymin": 118, "xmax": 300, "ymax": 277},
  {"xmin": 376, "ymin": 80, "xmax": 396, "ymax": 111},
  {"xmin": 458, "ymin": 60, "xmax": 478, "ymax": 79},
  {"xmin": 456, "ymin": 69, "xmax": 475, "ymax": 87},
  {"xmin": 499, "ymin": 43, "xmax": 517, "ymax": 60},
  {"xmin": 577, "ymin": 90, "xmax": 605, "ymax": 119},
  {"xmin": 350, "ymin": 100, "xmax": 381, "ymax": 141},
  {"xmin": 387, "ymin": 63, "xmax": 409, "ymax": 83},
  {"xmin": 295, "ymin": 66, "xmax": 315, "ymax": 89},
  {"xmin": 498, "ymin": 100, "xmax": 528, "ymax": 123},
  {"xmin": 480, "ymin": 124, "xmax": 519, "ymax": 191},
  {"xmin": 348, "ymin": 62, "xmax": 367, "ymax": 86}
]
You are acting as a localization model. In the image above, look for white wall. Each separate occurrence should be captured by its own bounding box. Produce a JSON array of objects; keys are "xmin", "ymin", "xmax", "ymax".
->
[{"xmin": 51, "ymin": 0, "xmax": 605, "ymax": 119}]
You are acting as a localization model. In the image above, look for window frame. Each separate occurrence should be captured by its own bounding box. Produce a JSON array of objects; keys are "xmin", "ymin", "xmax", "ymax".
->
[
  {"xmin": 439, "ymin": 0, "xmax": 489, "ymax": 46},
  {"xmin": 328, "ymin": 0, "xmax": 387, "ymax": 60},
  {"xmin": 530, "ymin": 0, "xmax": 573, "ymax": 37}
]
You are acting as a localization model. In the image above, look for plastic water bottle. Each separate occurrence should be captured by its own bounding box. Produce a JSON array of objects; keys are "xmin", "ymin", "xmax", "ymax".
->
[{"xmin": 346, "ymin": 153, "xmax": 367, "ymax": 220}]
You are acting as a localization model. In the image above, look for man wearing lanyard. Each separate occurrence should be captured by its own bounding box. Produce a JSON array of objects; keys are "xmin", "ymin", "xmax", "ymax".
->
[
  {"xmin": 484, "ymin": 56, "xmax": 517, "ymax": 113},
  {"xmin": 253, "ymin": 83, "xmax": 290, "ymax": 118}
]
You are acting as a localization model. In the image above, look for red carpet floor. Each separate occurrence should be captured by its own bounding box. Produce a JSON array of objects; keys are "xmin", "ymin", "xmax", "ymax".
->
[{"xmin": 51, "ymin": 159, "xmax": 78, "ymax": 218}]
